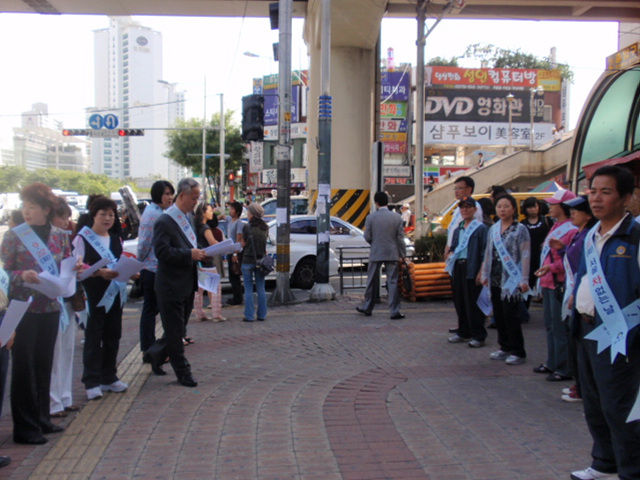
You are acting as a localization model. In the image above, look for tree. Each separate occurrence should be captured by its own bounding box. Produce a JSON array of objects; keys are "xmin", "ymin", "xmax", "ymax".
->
[
  {"xmin": 427, "ymin": 56, "xmax": 459, "ymax": 67},
  {"xmin": 0, "ymin": 166, "xmax": 126, "ymax": 195},
  {"xmin": 462, "ymin": 43, "xmax": 574, "ymax": 82},
  {"xmin": 165, "ymin": 111, "xmax": 245, "ymax": 186}
]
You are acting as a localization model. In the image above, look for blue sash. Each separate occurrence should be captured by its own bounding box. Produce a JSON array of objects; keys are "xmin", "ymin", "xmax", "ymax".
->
[
  {"xmin": 446, "ymin": 219, "xmax": 481, "ymax": 276},
  {"xmin": 166, "ymin": 205, "xmax": 197, "ymax": 248},
  {"xmin": 561, "ymin": 253, "xmax": 574, "ymax": 320},
  {"xmin": 536, "ymin": 220, "xmax": 577, "ymax": 293},
  {"xmin": 0, "ymin": 268, "xmax": 9, "ymax": 298},
  {"xmin": 582, "ymin": 222, "xmax": 640, "ymax": 362},
  {"xmin": 491, "ymin": 221, "xmax": 524, "ymax": 296},
  {"xmin": 78, "ymin": 226, "xmax": 126, "ymax": 313},
  {"xmin": 12, "ymin": 223, "xmax": 69, "ymax": 330},
  {"xmin": 449, "ymin": 208, "xmax": 462, "ymax": 233}
]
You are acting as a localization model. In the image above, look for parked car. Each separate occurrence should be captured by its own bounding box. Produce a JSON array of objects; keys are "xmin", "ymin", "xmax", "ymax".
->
[
  {"xmin": 122, "ymin": 225, "xmax": 340, "ymax": 290},
  {"xmin": 268, "ymin": 215, "xmax": 415, "ymax": 259},
  {"xmin": 242, "ymin": 196, "xmax": 309, "ymax": 222}
]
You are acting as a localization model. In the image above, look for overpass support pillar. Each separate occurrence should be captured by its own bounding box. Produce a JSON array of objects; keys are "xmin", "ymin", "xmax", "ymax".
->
[{"xmin": 304, "ymin": 0, "xmax": 386, "ymax": 228}]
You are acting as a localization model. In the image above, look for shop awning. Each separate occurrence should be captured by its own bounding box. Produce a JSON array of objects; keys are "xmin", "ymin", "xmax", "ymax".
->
[{"xmin": 582, "ymin": 150, "xmax": 640, "ymax": 179}]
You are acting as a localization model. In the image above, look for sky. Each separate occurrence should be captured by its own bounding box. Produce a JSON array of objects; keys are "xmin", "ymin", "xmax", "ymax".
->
[{"xmin": 0, "ymin": 12, "xmax": 621, "ymax": 150}]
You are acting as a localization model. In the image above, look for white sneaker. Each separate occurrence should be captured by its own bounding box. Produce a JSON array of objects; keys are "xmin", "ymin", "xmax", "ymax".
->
[
  {"xmin": 448, "ymin": 334, "xmax": 469, "ymax": 343},
  {"xmin": 562, "ymin": 387, "xmax": 572, "ymax": 395},
  {"xmin": 505, "ymin": 355, "xmax": 525, "ymax": 365},
  {"xmin": 490, "ymin": 350, "xmax": 508, "ymax": 360},
  {"xmin": 570, "ymin": 467, "xmax": 616, "ymax": 480},
  {"xmin": 100, "ymin": 380, "xmax": 128, "ymax": 393},
  {"xmin": 86, "ymin": 386, "xmax": 103, "ymax": 400},
  {"xmin": 562, "ymin": 393, "xmax": 583, "ymax": 403}
]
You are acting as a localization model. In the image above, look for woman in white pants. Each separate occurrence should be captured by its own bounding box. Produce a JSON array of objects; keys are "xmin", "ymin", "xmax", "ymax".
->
[{"xmin": 49, "ymin": 198, "xmax": 80, "ymax": 417}]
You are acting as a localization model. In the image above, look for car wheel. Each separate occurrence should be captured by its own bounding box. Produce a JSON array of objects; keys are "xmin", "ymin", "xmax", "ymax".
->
[{"xmin": 292, "ymin": 257, "xmax": 316, "ymax": 289}]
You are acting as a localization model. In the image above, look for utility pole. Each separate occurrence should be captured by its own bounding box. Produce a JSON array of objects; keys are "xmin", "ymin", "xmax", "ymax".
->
[
  {"xmin": 310, "ymin": 0, "xmax": 336, "ymax": 301},
  {"xmin": 202, "ymin": 77, "xmax": 208, "ymax": 202},
  {"xmin": 270, "ymin": 0, "xmax": 296, "ymax": 305},
  {"xmin": 414, "ymin": 0, "xmax": 427, "ymax": 238},
  {"xmin": 219, "ymin": 93, "xmax": 225, "ymax": 206}
]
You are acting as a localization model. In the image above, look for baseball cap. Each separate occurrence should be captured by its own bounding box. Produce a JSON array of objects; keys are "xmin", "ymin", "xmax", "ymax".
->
[
  {"xmin": 545, "ymin": 189, "xmax": 577, "ymax": 205},
  {"xmin": 458, "ymin": 196, "xmax": 477, "ymax": 208},
  {"xmin": 564, "ymin": 195, "xmax": 592, "ymax": 213}
]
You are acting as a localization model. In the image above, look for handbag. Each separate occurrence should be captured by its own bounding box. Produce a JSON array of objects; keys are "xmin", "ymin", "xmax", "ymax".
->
[
  {"xmin": 69, "ymin": 284, "xmax": 86, "ymax": 312},
  {"xmin": 230, "ymin": 258, "xmax": 242, "ymax": 276},
  {"xmin": 249, "ymin": 225, "xmax": 274, "ymax": 275},
  {"xmin": 401, "ymin": 260, "xmax": 412, "ymax": 292}
]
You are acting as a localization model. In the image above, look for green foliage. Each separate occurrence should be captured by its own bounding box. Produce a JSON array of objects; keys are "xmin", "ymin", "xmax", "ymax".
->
[
  {"xmin": 427, "ymin": 56, "xmax": 459, "ymax": 67},
  {"xmin": 0, "ymin": 166, "xmax": 126, "ymax": 195},
  {"xmin": 462, "ymin": 43, "xmax": 574, "ymax": 82},
  {"xmin": 413, "ymin": 233, "xmax": 447, "ymax": 263},
  {"xmin": 165, "ymin": 111, "xmax": 245, "ymax": 178}
]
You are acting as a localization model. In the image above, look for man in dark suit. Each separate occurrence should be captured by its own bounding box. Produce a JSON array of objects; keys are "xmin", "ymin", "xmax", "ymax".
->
[
  {"xmin": 356, "ymin": 191, "xmax": 408, "ymax": 319},
  {"xmin": 152, "ymin": 178, "xmax": 208, "ymax": 387}
]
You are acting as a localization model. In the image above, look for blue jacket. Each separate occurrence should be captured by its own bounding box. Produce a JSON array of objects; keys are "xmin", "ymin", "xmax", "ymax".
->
[
  {"xmin": 451, "ymin": 221, "xmax": 488, "ymax": 279},
  {"xmin": 573, "ymin": 214, "xmax": 640, "ymax": 340}
]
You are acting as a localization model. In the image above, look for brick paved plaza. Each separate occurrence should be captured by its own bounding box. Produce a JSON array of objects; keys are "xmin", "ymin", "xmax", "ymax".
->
[{"xmin": 0, "ymin": 291, "xmax": 592, "ymax": 479}]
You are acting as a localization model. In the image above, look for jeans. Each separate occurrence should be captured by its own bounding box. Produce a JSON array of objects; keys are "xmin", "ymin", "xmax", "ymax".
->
[
  {"xmin": 242, "ymin": 263, "xmax": 267, "ymax": 320},
  {"xmin": 542, "ymin": 287, "xmax": 569, "ymax": 375}
]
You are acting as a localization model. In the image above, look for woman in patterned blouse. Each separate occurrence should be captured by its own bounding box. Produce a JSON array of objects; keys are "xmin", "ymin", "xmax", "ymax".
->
[{"xmin": 0, "ymin": 182, "xmax": 72, "ymax": 445}]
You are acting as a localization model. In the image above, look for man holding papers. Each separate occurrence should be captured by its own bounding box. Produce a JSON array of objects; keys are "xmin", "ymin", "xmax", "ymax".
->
[
  {"xmin": 0, "ymin": 182, "xmax": 72, "ymax": 445},
  {"xmin": 570, "ymin": 166, "xmax": 640, "ymax": 480},
  {"xmin": 74, "ymin": 196, "xmax": 135, "ymax": 401},
  {"xmin": 153, "ymin": 178, "xmax": 208, "ymax": 387}
]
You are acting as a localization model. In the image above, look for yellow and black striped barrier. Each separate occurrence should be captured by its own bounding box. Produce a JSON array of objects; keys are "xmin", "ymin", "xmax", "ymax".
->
[{"xmin": 309, "ymin": 189, "xmax": 370, "ymax": 229}]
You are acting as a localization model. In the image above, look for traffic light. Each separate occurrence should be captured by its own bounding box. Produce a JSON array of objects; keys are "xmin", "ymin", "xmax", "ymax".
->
[
  {"xmin": 242, "ymin": 95, "xmax": 264, "ymax": 142},
  {"xmin": 62, "ymin": 129, "xmax": 87, "ymax": 136},
  {"xmin": 228, "ymin": 172, "xmax": 236, "ymax": 185},
  {"xmin": 118, "ymin": 129, "xmax": 145, "ymax": 136}
]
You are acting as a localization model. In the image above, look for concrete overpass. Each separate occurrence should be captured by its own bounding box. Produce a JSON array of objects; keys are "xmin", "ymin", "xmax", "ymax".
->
[{"xmin": 3, "ymin": 1, "xmax": 638, "ymax": 224}]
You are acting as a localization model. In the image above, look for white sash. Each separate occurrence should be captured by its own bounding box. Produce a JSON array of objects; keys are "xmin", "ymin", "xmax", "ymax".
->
[
  {"xmin": 78, "ymin": 226, "xmax": 126, "ymax": 313},
  {"xmin": 12, "ymin": 223, "xmax": 68, "ymax": 330},
  {"xmin": 166, "ymin": 205, "xmax": 197, "ymax": 248},
  {"xmin": 491, "ymin": 221, "xmax": 523, "ymax": 296},
  {"xmin": 446, "ymin": 219, "xmax": 481, "ymax": 276}
]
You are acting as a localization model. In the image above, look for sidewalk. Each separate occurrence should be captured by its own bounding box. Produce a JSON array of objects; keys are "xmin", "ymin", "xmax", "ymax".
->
[{"xmin": 0, "ymin": 292, "xmax": 592, "ymax": 479}]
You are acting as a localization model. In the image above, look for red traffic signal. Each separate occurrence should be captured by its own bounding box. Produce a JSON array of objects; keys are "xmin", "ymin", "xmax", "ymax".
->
[
  {"xmin": 228, "ymin": 173, "xmax": 235, "ymax": 181},
  {"xmin": 62, "ymin": 129, "xmax": 88, "ymax": 136},
  {"xmin": 118, "ymin": 129, "xmax": 145, "ymax": 136}
]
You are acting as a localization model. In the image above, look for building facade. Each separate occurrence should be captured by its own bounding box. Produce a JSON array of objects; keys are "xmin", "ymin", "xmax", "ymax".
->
[
  {"xmin": 91, "ymin": 17, "xmax": 187, "ymax": 184},
  {"xmin": 12, "ymin": 103, "xmax": 89, "ymax": 172}
]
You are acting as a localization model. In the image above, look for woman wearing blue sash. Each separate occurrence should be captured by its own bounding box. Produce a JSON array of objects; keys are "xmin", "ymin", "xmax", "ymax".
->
[
  {"xmin": 447, "ymin": 197, "xmax": 489, "ymax": 347},
  {"xmin": 533, "ymin": 190, "xmax": 578, "ymax": 381},
  {"xmin": 74, "ymin": 196, "xmax": 128, "ymax": 401},
  {"xmin": 0, "ymin": 182, "xmax": 72, "ymax": 445},
  {"xmin": 481, "ymin": 194, "xmax": 531, "ymax": 365}
]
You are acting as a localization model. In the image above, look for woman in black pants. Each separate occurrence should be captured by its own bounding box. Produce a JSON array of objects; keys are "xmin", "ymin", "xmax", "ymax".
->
[
  {"xmin": 75, "ymin": 196, "xmax": 130, "ymax": 401},
  {"xmin": 0, "ymin": 182, "xmax": 73, "ymax": 445}
]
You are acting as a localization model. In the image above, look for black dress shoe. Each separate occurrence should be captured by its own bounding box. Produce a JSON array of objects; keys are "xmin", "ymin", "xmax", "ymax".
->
[
  {"xmin": 14, "ymin": 435, "xmax": 47, "ymax": 445},
  {"xmin": 151, "ymin": 363, "xmax": 167, "ymax": 376},
  {"xmin": 178, "ymin": 374, "xmax": 198, "ymax": 387},
  {"xmin": 243, "ymin": 318, "xmax": 254, "ymax": 322},
  {"xmin": 356, "ymin": 307, "xmax": 372, "ymax": 316},
  {"xmin": 448, "ymin": 327, "xmax": 459, "ymax": 333},
  {"xmin": 0, "ymin": 456, "xmax": 10, "ymax": 468},
  {"xmin": 42, "ymin": 424, "xmax": 64, "ymax": 434},
  {"xmin": 390, "ymin": 313, "xmax": 405, "ymax": 320}
]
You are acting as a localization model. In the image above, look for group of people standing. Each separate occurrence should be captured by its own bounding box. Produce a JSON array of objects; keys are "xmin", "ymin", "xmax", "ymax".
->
[
  {"xmin": 445, "ymin": 168, "xmax": 640, "ymax": 480},
  {"xmin": 0, "ymin": 177, "xmax": 272, "ymax": 466}
]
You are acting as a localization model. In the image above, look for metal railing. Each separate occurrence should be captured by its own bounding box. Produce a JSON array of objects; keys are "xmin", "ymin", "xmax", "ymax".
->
[{"xmin": 336, "ymin": 246, "xmax": 371, "ymax": 295}]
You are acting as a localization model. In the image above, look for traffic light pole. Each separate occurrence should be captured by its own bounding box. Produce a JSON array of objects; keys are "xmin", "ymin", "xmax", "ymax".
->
[
  {"xmin": 310, "ymin": 0, "xmax": 335, "ymax": 301},
  {"xmin": 269, "ymin": 0, "xmax": 296, "ymax": 305}
]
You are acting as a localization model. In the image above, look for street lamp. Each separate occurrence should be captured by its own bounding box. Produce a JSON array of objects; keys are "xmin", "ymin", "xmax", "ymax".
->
[
  {"xmin": 529, "ymin": 85, "xmax": 544, "ymax": 149},
  {"xmin": 506, "ymin": 93, "xmax": 514, "ymax": 153}
]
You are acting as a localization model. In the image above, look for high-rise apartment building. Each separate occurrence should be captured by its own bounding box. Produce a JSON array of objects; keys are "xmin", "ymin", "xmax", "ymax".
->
[{"xmin": 91, "ymin": 17, "xmax": 187, "ymax": 184}]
